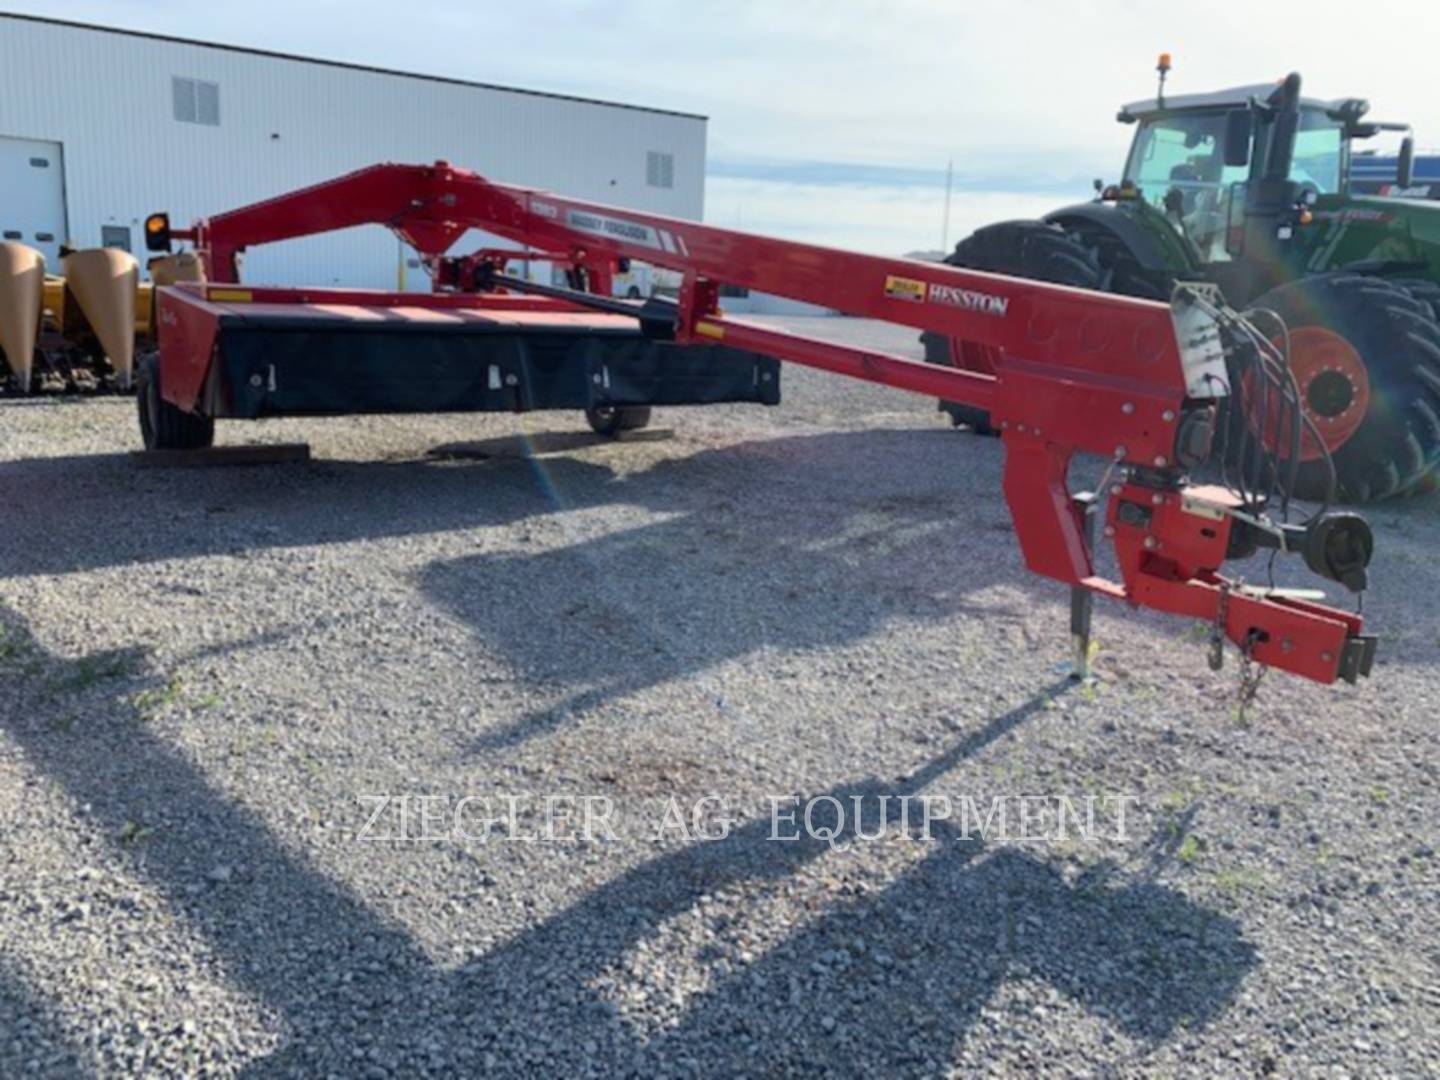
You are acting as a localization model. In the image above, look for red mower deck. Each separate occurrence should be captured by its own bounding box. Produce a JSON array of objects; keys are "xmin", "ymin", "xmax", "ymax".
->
[{"xmin": 153, "ymin": 283, "xmax": 778, "ymax": 419}]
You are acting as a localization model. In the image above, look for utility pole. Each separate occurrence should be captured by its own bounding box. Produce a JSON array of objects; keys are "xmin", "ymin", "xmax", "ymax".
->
[{"xmin": 941, "ymin": 158, "xmax": 954, "ymax": 253}]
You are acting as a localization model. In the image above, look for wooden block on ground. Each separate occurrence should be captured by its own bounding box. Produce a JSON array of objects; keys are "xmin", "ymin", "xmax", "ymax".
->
[
  {"xmin": 427, "ymin": 428, "xmax": 675, "ymax": 461},
  {"xmin": 129, "ymin": 443, "xmax": 311, "ymax": 467},
  {"xmin": 613, "ymin": 428, "xmax": 674, "ymax": 443}
]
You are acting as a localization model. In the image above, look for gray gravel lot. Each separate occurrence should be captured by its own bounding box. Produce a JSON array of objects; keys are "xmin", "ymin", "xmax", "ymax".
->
[{"xmin": 2, "ymin": 315, "xmax": 1438, "ymax": 1077}]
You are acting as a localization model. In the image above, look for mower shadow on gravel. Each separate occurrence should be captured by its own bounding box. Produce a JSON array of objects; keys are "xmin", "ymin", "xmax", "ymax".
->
[
  {"xmin": 0, "ymin": 427, "xmax": 1005, "ymax": 579},
  {"xmin": 3, "ymin": 426, "xmax": 1044, "ymax": 753},
  {"xmin": 424, "ymin": 511, "xmax": 1028, "ymax": 751},
  {"xmin": 0, "ymin": 628, "xmax": 1255, "ymax": 1076},
  {"xmin": 0, "ymin": 447, "xmax": 609, "ymax": 579},
  {"xmin": 413, "ymin": 428, "xmax": 1033, "ymax": 750}
]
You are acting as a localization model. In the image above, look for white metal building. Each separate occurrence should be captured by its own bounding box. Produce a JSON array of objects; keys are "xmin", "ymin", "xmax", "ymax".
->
[{"xmin": 0, "ymin": 14, "xmax": 706, "ymax": 290}]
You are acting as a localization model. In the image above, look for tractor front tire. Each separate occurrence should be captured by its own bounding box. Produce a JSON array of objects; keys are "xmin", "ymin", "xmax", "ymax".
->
[
  {"xmin": 1245, "ymin": 274, "xmax": 1440, "ymax": 502},
  {"xmin": 136, "ymin": 353, "xmax": 214, "ymax": 451},
  {"xmin": 585, "ymin": 404, "xmax": 652, "ymax": 437},
  {"xmin": 922, "ymin": 220, "xmax": 1107, "ymax": 433},
  {"xmin": 1058, "ymin": 217, "xmax": 1174, "ymax": 300},
  {"xmin": 919, "ymin": 329, "xmax": 996, "ymax": 433}
]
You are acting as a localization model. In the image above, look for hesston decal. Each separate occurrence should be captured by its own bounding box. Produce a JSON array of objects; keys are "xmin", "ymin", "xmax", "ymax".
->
[
  {"xmin": 884, "ymin": 274, "xmax": 1009, "ymax": 316},
  {"xmin": 926, "ymin": 282, "xmax": 1009, "ymax": 317}
]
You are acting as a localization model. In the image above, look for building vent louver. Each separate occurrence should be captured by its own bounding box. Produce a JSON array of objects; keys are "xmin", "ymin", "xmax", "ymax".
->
[
  {"xmin": 646, "ymin": 151, "xmax": 674, "ymax": 189},
  {"xmin": 173, "ymin": 76, "xmax": 220, "ymax": 126}
]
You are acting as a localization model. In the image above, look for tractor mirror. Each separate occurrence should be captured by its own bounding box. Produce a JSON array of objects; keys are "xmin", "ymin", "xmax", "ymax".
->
[
  {"xmin": 1223, "ymin": 109, "xmax": 1254, "ymax": 168},
  {"xmin": 144, "ymin": 213, "xmax": 172, "ymax": 253},
  {"xmin": 1397, "ymin": 136, "xmax": 1415, "ymax": 189}
]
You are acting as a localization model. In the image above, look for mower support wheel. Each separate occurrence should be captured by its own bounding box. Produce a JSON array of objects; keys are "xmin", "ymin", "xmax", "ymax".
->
[
  {"xmin": 585, "ymin": 404, "xmax": 652, "ymax": 437},
  {"xmin": 136, "ymin": 352, "xmax": 214, "ymax": 451}
]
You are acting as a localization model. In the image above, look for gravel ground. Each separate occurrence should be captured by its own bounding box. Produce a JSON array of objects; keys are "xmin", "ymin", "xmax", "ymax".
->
[{"xmin": 1, "ymin": 315, "xmax": 1437, "ymax": 1077}]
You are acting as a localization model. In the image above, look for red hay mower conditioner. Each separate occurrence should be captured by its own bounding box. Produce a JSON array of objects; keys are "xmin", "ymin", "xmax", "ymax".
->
[{"xmin": 140, "ymin": 160, "xmax": 1377, "ymax": 690}]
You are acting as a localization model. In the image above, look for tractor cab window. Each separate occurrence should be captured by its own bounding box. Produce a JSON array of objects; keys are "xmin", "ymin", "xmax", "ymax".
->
[
  {"xmin": 1288, "ymin": 113, "xmax": 1344, "ymax": 194},
  {"xmin": 1125, "ymin": 112, "xmax": 1250, "ymax": 261}
]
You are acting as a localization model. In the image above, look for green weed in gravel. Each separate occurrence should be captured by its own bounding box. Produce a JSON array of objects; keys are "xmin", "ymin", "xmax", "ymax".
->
[{"xmin": 133, "ymin": 674, "xmax": 185, "ymax": 717}]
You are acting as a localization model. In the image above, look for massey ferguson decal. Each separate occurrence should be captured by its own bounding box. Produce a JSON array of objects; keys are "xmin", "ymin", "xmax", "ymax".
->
[{"xmin": 565, "ymin": 209, "xmax": 664, "ymax": 250}]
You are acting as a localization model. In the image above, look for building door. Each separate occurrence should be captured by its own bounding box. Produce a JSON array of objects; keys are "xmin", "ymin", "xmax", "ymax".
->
[{"xmin": 0, "ymin": 136, "xmax": 67, "ymax": 266}]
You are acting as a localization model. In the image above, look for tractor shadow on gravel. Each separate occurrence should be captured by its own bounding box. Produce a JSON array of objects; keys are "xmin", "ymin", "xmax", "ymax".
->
[{"xmin": 0, "ymin": 624, "xmax": 1256, "ymax": 1077}]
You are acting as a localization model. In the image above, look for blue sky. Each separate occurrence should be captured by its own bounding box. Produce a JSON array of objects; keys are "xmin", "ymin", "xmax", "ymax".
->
[{"xmin": 14, "ymin": 0, "xmax": 1438, "ymax": 253}]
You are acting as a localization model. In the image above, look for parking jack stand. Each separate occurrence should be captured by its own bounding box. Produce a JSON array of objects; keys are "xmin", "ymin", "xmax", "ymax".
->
[{"xmin": 1069, "ymin": 491, "xmax": 1099, "ymax": 681}]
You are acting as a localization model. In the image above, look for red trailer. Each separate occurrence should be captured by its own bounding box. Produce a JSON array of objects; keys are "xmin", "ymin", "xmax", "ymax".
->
[{"xmin": 140, "ymin": 161, "xmax": 1376, "ymax": 688}]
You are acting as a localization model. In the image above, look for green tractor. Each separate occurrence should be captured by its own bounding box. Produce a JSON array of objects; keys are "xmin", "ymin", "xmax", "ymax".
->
[{"xmin": 926, "ymin": 64, "xmax": 1440, "ymax": 502}]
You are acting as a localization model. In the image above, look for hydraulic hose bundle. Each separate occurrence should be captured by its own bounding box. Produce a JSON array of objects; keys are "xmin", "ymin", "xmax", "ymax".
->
[{"xmin": 1178, "ymin": 285, "xmax": 1373, "ymax": 597}]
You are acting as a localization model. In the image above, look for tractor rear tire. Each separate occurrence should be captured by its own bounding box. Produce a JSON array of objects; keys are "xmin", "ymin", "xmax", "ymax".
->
[
  {"xmin": 585, "ymin": 404, "xmax": 652, "ymax": 437},
  {"xmin": 136, "ymin": 353, "xmax": 214, "ymax": 451},
  {"xmin": 1390, "ymin": 277, "xmax": 1440, "ymax": 322},
  {"xmin": 1393, "ymin": 275, "xmax": 1440, "ymax": 494},
  {"xmin": 1244, "ymin": 274, "xmax": 1440, "ymax": 503},
  {"xmin": 923, "ymin": 220, "xmax": 1107, "ymax": 432}
]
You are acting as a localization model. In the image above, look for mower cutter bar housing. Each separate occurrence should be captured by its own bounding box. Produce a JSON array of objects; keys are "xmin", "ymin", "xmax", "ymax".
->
[{"xmin": 155, "ymin": 283, "xmax": 777, "ymax": 418}]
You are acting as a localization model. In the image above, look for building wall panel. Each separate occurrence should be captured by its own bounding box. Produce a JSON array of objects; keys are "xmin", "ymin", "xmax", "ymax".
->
[{"xmin": 0, "ymin": 16, "xmax": 706, "ymax": 289}]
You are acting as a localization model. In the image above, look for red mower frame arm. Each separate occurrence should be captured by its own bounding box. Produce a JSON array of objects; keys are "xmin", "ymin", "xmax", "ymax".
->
[{"xmin": 162, "ymin": 161, "xmax": 1374, "ymax": 685}]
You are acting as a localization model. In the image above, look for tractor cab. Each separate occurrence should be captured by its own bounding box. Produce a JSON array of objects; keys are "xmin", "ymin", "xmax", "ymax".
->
[
  {"xmin": 1109, "ymin": 71, "xmax": 1420, "ymax": 303},
  {"xmin": 1116, "ymin": 84, "xmax": 1366, "ymax": 264}
]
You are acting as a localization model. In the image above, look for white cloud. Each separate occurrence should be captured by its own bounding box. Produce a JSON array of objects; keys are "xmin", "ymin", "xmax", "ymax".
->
[
  {"xmin": 23, "ymin": 1, "xmax": 1440, "ymax": 161},
  {"xmin": 17, "ymin": 0, "xmax": 1440, "ymax": 251}
]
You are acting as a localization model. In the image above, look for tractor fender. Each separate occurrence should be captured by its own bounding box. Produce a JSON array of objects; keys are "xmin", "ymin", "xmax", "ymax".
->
[{"xmin": 1043, "ymin": 202, "xmax": 1200, "ymax": 278}]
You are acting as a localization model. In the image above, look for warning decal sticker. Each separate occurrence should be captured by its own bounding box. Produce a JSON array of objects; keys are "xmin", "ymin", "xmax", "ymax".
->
[{"xmin": 884, "ymin": 275, "xmax": 927, "ymax": 302}]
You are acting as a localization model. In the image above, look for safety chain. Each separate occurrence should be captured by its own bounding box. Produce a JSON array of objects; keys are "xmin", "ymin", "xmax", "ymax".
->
[
  {"xmin": 1237, "ymin": 629, "xmax": 1269, "ymax": 708},
  {"xmin": 1209, "ymin": 581, "xmax": 1270, "ymax": 707}
]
